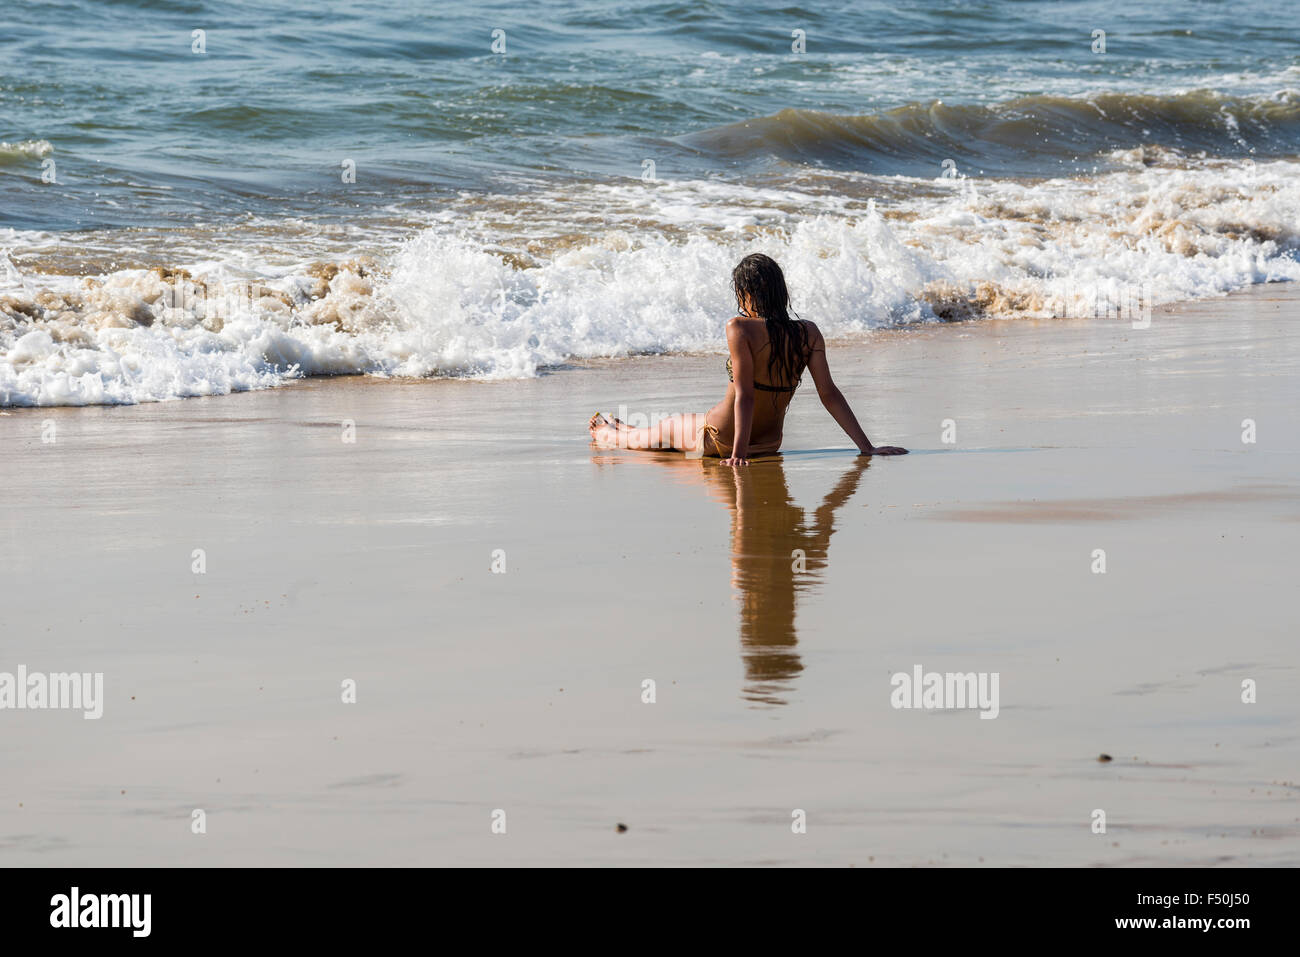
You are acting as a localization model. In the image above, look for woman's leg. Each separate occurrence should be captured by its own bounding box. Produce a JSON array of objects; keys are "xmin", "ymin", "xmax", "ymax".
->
[{"xmin": 590, "ymin": 412, "xmax": 709, "ymax": 453}]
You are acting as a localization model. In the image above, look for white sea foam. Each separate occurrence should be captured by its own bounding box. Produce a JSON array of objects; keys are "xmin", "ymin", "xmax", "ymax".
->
[
  {"xmin": 2, "ymin": 158, "xmax": 1297, "ymax": 406},
  {"xmin": 0, "ymin": 139, "xmax": 53, "ymax": 159}
]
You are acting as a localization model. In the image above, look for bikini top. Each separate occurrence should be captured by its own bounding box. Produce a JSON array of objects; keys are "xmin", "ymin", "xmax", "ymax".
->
[{"xmin": 726, "ymin": 356, "xmax": 798, "ymax": 393}]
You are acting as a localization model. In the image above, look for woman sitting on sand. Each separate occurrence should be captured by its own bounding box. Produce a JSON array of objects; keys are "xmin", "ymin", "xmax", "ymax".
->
[{"xmin": 589, "ymin": 253, "xmax": 908, "ymax": 465}]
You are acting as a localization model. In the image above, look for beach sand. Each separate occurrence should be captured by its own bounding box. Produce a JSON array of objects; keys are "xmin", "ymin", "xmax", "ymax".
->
[{"xmin": 2, "ymin": 284, "xmax": 1298, "ymax": 866}]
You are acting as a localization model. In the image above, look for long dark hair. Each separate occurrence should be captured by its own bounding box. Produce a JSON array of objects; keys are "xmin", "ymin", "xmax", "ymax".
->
[{"xmin": 731, "ymin": 253, "xmax": 809, "ymax": 393}]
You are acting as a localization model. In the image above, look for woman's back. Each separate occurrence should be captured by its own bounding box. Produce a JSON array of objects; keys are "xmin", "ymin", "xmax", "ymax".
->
[{"xmin": 706, "ymin": 316, "xmax": 813, "ymax": 455}]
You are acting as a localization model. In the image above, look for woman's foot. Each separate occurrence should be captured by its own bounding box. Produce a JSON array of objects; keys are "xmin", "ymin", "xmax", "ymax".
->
[{"xmin": 588, "ymin": 412, "xmax": 623, "ymax": 449}]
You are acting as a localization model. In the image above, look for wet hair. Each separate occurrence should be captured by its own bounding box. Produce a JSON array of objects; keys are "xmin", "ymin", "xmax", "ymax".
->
[{"xmin": 731, "ymin": 253, "xmax": 809, "ymax": 395}]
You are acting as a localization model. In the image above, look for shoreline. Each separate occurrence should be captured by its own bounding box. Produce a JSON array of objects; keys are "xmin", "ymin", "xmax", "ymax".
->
[{"xmin": 5, "ymin": 279, "xmax": 1292, "ymax": 416}]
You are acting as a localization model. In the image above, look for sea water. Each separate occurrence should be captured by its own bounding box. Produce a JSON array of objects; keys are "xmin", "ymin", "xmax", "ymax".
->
[{"xmin": 1, "ymin": 0, "xmax": 1298, "ymax": 405}]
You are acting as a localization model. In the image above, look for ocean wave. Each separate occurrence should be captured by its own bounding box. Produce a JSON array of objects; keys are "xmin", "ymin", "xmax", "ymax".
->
[
  {"xmin": 2, "ymin": 157, "xmax": 1298, "ymax": 406},
  {"xmin": 682, "ymin": 90, "xmax": 1300, "ymax": 174},
  {"xmin": 0, "ymin": 140, "xmax": 53, "ymax": 165}
]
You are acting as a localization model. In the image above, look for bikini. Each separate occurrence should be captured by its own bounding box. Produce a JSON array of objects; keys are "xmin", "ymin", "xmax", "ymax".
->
[{"xmin": 697, "ymin": 359, "xmax": 799, "ymax": 458}]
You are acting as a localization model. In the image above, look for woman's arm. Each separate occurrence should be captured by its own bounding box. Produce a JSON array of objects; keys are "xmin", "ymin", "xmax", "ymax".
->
[
  {"xmin": 724, "ymin": 317, "xmax": 755, "ymax": 466},
  {"xmin": 804, "ymin": 323, "xmax": 908, "ymax": 455}
]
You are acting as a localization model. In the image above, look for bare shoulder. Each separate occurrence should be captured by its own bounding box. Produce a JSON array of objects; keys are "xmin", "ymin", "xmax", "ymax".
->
[
  {"xmin": 725, "ymin": 315, "xmax": 761, "ymax": 343},
  {"xmin": 800, "ymin": 319, "xmax": 826, "ymax": 349}
]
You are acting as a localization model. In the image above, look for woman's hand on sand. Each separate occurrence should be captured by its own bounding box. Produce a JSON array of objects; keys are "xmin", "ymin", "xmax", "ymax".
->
[
  {"xmin": 720, "ymin": 456, "xmax": 750, "ymax": 467},
  {"xmin": 861, "ymin": 445, "xmax": 908, "ymax": 455}
]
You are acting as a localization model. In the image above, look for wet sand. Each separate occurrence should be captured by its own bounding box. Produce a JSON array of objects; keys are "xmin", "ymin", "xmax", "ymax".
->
[{"xmin": 2, "ymin": 285, "xmax": 1298, "ymax": 866}]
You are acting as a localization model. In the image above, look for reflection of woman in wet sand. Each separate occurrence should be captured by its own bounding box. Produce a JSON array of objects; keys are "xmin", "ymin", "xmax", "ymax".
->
[
  {"xmin": 698, "ymin": 456, "xmax": 872, "ymax": 706},
  {"xmin": 588, "ymin": 254, "xmax": 907, "ymax": 466}
]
